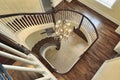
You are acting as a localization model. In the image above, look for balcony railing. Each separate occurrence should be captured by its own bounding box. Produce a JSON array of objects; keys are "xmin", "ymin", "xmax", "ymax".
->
[
  {"xmin": 0, "ymin": 9, "xmax": 98, "ymax": 44},
  {"xmin": 0, "ymin": 9, "xmax": 98, "ymax": 78}
]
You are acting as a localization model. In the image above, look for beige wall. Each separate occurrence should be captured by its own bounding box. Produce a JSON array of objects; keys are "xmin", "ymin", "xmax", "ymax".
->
[
  {"xmin": 0, "ymin": 0, "xmax": 44, "ymax": 15},
  {"xmin": 92, "ymin": 57, "xmax": 120, "ymax": 80},
  {"xmin": 15, "ymin": 23, "xmax": 54, "ymax": 49},
  {"xmin": 51, "ymin": 0, "xmax": 63, "ymax": 7},
  {"xmin": 78, "ymin": 0, "xmax": 120, "ymax": 25},
  {"xmin": 25, "ymin": 30, "xmax": 47, "ymax": 50}
]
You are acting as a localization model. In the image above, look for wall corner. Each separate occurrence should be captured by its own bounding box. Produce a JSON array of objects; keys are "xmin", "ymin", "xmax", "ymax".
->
[{"xmin": 115, "ymin": 25, "xmax": 120, "ymax": 35}]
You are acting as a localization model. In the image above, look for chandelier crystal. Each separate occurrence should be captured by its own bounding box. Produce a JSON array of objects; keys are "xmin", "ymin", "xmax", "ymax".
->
[{"xmin": 54, "ymin": 20, "xmax": 73, "ymax": 40}]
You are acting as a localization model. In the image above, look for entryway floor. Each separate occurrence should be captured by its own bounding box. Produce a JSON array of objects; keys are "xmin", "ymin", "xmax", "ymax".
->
[{"xmin": 45, "ymin": 32, "xmax": 89, "ymax": 73}]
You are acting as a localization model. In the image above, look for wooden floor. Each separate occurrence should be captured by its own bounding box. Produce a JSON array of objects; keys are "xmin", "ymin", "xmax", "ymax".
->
[
  {"xmin": 7, "ymin": 62, "xmax": 43, "ymax": 80},
  {"xmin": 52, "ymin": 0, "xmax": 120, "ymax": 80},
  {"xmin": 3, "ymin": 0, "xmax": 120, "ymax": 80}
]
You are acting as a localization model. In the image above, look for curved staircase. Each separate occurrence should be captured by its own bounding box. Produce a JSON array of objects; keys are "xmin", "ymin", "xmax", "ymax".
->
[{"xmin": 0, "ymin": 9, "xmax": 98, "ymax": 74}]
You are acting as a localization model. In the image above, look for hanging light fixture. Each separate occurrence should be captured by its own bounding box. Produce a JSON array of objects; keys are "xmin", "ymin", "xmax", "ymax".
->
[
  {"xmin": 54, "ymin": 20, "xmax": 73, "ymax": 40},
  {"xmin": 52, "ymin": 0, "xmax": 74, "ymax": 40}
]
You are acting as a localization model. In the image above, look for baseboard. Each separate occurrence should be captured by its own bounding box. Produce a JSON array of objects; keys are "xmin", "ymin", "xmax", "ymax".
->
[{"xmin": 66, "ymin": 0, "xmax": 72, "ymax": 2}]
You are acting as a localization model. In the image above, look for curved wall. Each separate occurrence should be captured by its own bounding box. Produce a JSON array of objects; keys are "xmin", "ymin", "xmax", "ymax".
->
[
  {"xmin": 25, "ymin": 30, "xmax": 47, "ymax": 50},
  {"xmin": 15, "ymin": 23, "xmax": 54, "ymax": 49}
]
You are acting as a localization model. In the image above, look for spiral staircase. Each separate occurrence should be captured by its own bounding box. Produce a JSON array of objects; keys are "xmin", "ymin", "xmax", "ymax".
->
[{"xmin": 0, "ymin": 0, "xmax": 98, "ymax": 80}]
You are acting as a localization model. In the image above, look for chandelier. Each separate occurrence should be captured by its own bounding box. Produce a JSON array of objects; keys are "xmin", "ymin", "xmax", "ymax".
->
[{"xmin": 54, "ymin": 20, "xmax": 73, "ymax": 40}]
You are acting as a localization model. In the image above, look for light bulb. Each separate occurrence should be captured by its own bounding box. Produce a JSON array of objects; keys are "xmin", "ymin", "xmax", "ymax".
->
[
  {"xmin": 57, "ymin": 20, "xmax": 62, "ymax": 24},
  {"xmin": 65, "ymin": 34, "xmax": 69, "ymax": 38},
  {"xmin": 55, "ymin": 25, "xmax": 59, "ymax": 28},
  {"xmin": 64, "ymin": 25, "xmax": 67, "ymax": 28},
  {"xmin": 60, "ymin": 29, "xmax": 63, "ymax": 32},
  {"xmin": 55, "ymin": 31, "xmax": 59, "ymax": 34},
  {"xmin": 60, "ymin": 35, "xmax": 63, "ymax": 39},
  {"xmin": 68, "ymin": 29, "xmax": 72, "ymax": 32},
  {"xmin": 66, "ymin": 22, "xmax": 71, "ymax": 26}
]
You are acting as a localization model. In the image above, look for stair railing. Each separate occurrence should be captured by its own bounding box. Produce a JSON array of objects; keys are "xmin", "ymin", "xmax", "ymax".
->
[
  {"xmin": 54, "ymin": 9, "xmax": 98, "ymax": 46},
  {"xmin": 0, "ymin": 9, "xmax": 98, "ymax": 45},
  {"xmin": 0, "ymin": 12, "xmax": 53, "ymax": 32},
  {"xmin": 0, "ymin": 9, "xmax": 98, "ymax": 79},
  {"xmin": 0, "ymin": 42, "xmax": 57, "ymax": 80}
]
